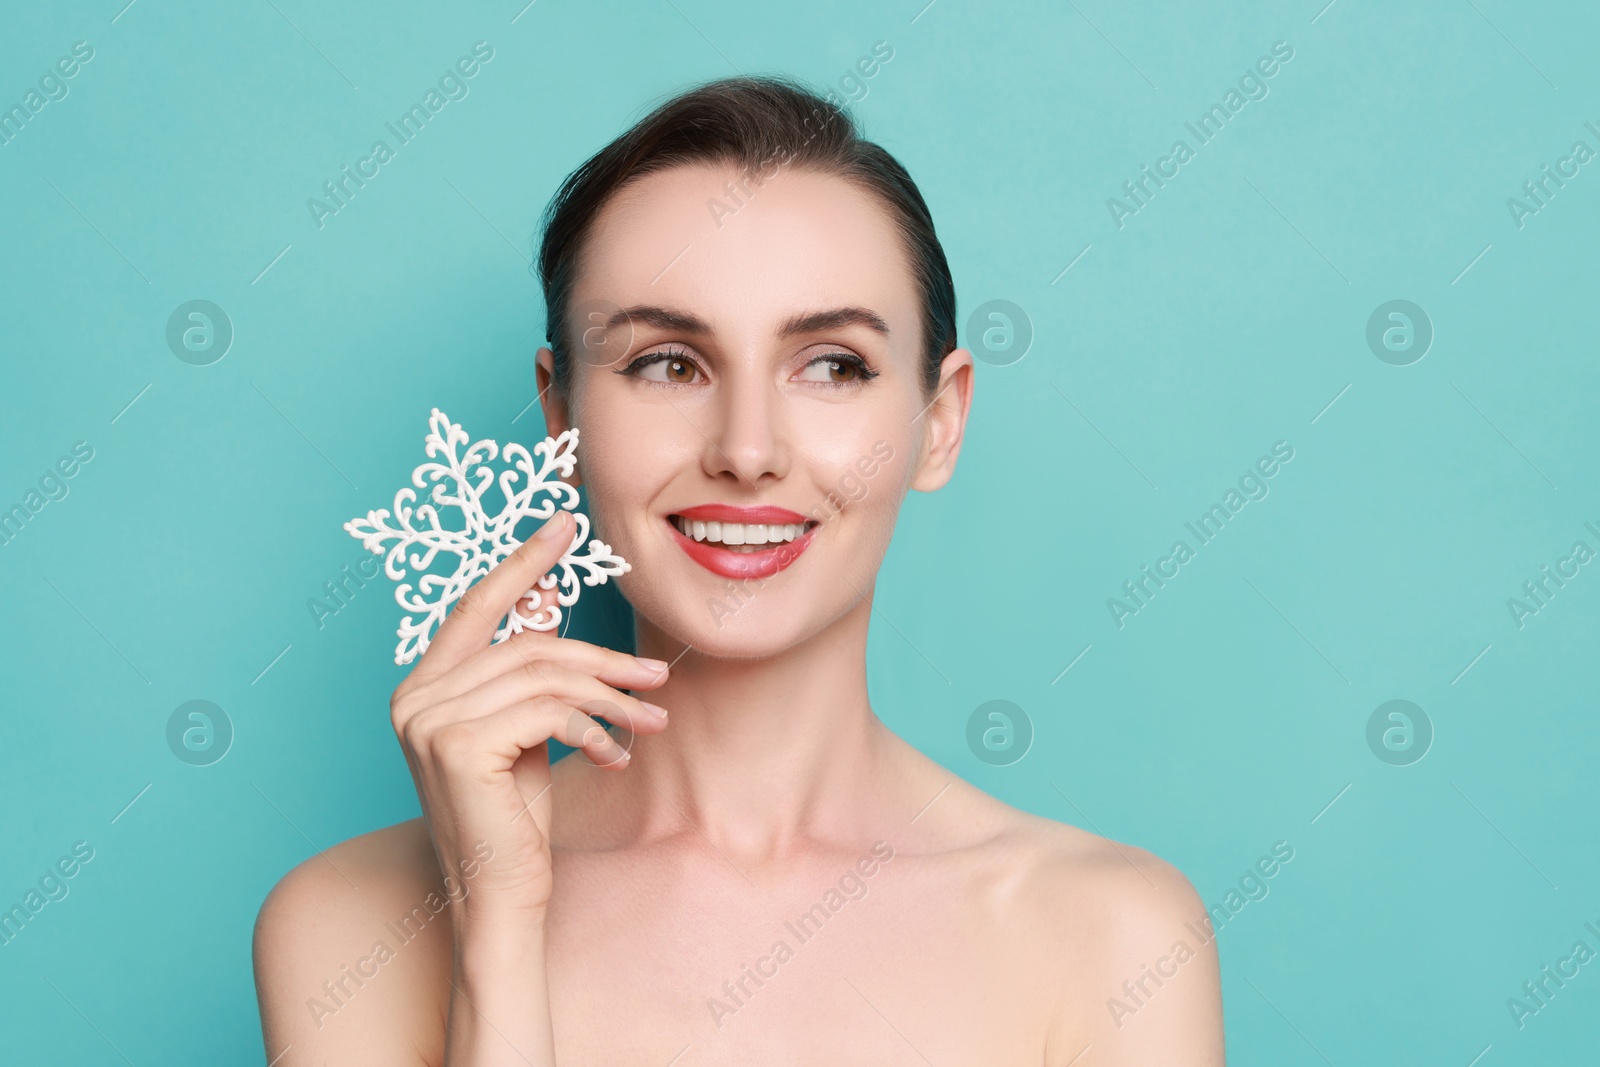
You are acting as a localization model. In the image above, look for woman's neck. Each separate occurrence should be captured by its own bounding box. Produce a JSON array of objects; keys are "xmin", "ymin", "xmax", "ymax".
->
[{"xmin": 621, "ymin": 593, "xmax": 903, "ymax": 861}]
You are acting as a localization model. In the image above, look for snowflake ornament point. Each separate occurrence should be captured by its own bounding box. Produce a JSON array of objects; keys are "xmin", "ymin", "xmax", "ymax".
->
[{"xmin": 345, "ymin": 410, "xmax": 629, "ymax": 666}]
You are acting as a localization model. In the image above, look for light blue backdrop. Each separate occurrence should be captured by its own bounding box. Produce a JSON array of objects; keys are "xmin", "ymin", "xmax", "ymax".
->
[{"xmin": 2, "ymin": 0, "xmax": 1596, "ymax": 1063}]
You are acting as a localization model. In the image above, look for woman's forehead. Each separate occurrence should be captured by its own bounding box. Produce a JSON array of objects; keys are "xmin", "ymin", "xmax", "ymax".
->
[{"xmin": 572, "ymin": 162, "xmax": 920, "ymax": 338}]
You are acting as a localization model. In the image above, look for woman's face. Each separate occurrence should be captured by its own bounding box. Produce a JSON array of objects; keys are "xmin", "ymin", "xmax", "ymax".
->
[{"xmin": 538, "ymin": 162, "xmax": 971, "ymax": 658}]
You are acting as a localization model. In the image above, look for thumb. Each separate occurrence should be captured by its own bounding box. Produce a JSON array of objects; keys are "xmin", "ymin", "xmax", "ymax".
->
[{"xmin": 412, "ymin": 509, "xmax": 576, "ymax": 674}]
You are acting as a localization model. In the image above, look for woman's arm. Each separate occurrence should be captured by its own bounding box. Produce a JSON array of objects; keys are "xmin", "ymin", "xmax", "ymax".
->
[
  {"xmin": 253, "ymin": 831, "xmax": 456, "ymax": 1065},
  {"xmin": 251, "ymin": 827, "xmax": 561, "ymax": 1066},
  {"xmin": 443, "ymin": 911, "xmax": 556, "ymax": 1065},
  {"xmin": 1045, "ymin": 842, "xmax": 1226, "ymax": 1066}
]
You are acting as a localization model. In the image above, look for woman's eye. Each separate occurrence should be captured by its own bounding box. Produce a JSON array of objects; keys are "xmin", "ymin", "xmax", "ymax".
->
[
  {"xmin": 632, "ymin": 354, "xmax": 703, "ymax": 384},
  {"xmin": 795, "ymin": 355, "xmax": 873, "ymax": 384}
]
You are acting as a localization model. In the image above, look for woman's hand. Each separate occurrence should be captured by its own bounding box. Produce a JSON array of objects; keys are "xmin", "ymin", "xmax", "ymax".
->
[
  {"xmin": 387, "ymin": 510, "xmax": 669, "ymax": 1064},
  {"xmin": 392, "ymin": 509, "xmax": 669, "ymax": 924}
]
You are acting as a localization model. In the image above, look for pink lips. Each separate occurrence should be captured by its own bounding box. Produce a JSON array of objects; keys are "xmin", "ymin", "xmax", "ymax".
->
[{"xmin": 667, "ymin": 504, "xmax": 818, "ymax": 580}]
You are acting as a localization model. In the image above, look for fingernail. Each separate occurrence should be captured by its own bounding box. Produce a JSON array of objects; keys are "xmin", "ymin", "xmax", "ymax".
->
[
  {"xmin": 536, "ymin": 511, "xmax": 570, "ymax": 540},
  {"xmin": 641, "ymin": 701, "xmax": 669, "ymax": 720},
  {"xmin": 635, "ymin": 657, "xmax": 669, "ymax": 673}
]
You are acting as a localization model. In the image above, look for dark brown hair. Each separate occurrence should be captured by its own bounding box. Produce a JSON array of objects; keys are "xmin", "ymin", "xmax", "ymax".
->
[{"xmin": 535, "ymin": 74, "xmax": 956, "ymax": 395}]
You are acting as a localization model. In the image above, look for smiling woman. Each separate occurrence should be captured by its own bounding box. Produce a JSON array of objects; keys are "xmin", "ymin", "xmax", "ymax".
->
[{"xmin": 252, "ymin": 74, "xmax": 1225, "ymax": 1066}]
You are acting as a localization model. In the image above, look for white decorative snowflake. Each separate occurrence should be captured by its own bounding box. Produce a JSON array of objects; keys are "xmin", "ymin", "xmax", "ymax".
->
[{"xmin": 344, "ymin": 407, "xmax": 630, "ymax": 666}]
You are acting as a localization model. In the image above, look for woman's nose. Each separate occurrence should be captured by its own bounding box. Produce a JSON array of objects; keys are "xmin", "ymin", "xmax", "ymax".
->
[{"xmin": 701, "ymin": 370, "xmax": 788, "ymax": 487}]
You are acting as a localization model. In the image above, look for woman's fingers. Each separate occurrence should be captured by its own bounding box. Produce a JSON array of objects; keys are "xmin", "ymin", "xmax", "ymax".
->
[
  {"xmin": 409, "ymin": 510, "xmax": 576, "ymax": 684},
  {"xmin": 411, "ymin": 695, "xmax": 633, "ymax": 773},
  {"xmin": 408, "ymin": 628, "xmax": 671, "ymax": 709},
  {"xmin": 442, "ymin": 660, "xmax": 669, "ymax": 737}
]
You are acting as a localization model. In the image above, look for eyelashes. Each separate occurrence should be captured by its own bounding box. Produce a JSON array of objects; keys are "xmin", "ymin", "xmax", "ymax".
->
[
  {"xmin": 616, "ymin": 345, "xmax": 880, "ymax": 387},
  {"xmin": 796, "ymin": 353, "xmax": 880, "ymax": 385},
  {"xmin": 617, "ymin": 348, "xmax": 700, "ymax": 385},
  {"xmin": 618, "ymin": 346, "xmax": 703, "ymax": 385}
]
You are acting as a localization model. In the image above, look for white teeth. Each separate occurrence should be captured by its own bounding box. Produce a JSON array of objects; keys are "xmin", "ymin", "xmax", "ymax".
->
[{"xmin": 673, "ymin": 516, "xmax": 809, "ymax": 546}]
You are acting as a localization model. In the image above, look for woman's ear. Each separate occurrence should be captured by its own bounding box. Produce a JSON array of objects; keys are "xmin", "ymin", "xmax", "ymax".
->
[
  {"xmin": 535, "ymin": 346, "xmax": 582, "ymax": 487},
  {"xmin": 910, "ymin": 348, "xmax": 975, "ymax": 492},
  {"xmin": 534, "ymin": 347, "xmax": 569, "ymax": 434}
]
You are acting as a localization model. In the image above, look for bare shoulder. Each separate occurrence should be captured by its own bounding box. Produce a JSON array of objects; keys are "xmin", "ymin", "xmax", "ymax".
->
[
  {"xmin": 253, "ymin": 818, "xmax": 452, "ymax": 1065},
  {"xmin": 927, "ymin": 775, "xmax": 1202, "ymax": 930},
  {"xmin": 918, "ymin": 771, "xmax": 1224, "ymax": 1065},
  {"xmin": 1012, "ymin": 808, "xmax": 1203, "ymax": 944}
]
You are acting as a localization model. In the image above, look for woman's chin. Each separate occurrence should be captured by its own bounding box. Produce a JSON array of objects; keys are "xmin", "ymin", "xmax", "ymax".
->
[{"xmin": 637, "ymin": 598, "xmax": 827, "ymax": 661}]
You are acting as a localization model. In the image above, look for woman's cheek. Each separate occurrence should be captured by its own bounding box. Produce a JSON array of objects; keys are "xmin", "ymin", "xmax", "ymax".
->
[
  {"xmin": 570, "ymin": 422, "xmax": 648, "ymax": 552},
  {"xmin": 810, "ymin": 434, "xmax": 908, "ymax": 548}
]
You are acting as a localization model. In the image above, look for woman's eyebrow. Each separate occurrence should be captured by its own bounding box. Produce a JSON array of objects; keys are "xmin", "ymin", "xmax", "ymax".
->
[
  {"xmin": 607, "ymin": 305, "xmax": 890, "ymax": 339},
  {"xmin": 776, "ymin": 306, "xmax": 890, "ymax": 339},
  {"xmin": 609, "ymin": 305, "xmax": 709, "ymax": 333}
]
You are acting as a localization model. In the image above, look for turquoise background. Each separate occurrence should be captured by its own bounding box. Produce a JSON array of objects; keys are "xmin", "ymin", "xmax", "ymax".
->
[{"xmin": 3, "ymin": 0, "xmax": 1597, "ymax": 1062}]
